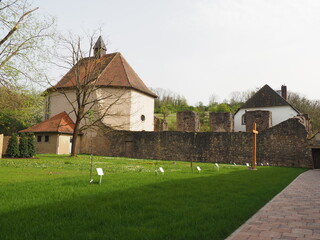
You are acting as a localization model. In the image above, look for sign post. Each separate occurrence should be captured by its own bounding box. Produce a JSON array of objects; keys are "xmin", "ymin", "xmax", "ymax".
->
[
  {"xmin": 252, "ymin": 122, "xmax": 259, "ymax": 170},
  {"xmin": 96, "ymin": 168, "xmax": 104, "ymax": 184}
]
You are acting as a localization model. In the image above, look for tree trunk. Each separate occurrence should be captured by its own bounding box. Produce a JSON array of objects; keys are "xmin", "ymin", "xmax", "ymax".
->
[{"xmin": 71, "ymin": 120, "xmax": 81, "ymax": 157}]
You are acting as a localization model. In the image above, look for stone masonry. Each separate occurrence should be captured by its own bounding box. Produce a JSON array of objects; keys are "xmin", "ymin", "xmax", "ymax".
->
[
  {"xmin": 210, "ymin": 112, "xmax": 234, "ymax": 132},
  {"xmin": 82, "ymin": 118, "xmax": 313, "ymax": 168},
  {"xmin": 154, "ymin": 116, "xmax": 168, "ymax": 132},
  {"xmin": 245, "ymin": 110, "xmax": 272, "ymax": 132},
  {"xmin": 176, "ymin": 111, "xmax": 200, "ymax": 132}
]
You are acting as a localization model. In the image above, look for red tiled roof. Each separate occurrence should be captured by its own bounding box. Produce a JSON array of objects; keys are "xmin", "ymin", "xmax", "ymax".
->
[
  {"xmin": 52, "ymin": 52, "xmax": 157, "ymax": 98},
  {"xmin": 19, "ymin": 112, "xmax": 75, "ymax": 134}
]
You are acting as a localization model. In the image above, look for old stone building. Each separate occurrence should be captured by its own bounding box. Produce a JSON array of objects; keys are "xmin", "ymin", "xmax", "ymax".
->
[
  {"xmin": 45, "ymin": 36, "xmax": 157, "ymax": 132},
  {"xmin": 17, "ymin": 37, "xmax": 157, "ymax": 155}
]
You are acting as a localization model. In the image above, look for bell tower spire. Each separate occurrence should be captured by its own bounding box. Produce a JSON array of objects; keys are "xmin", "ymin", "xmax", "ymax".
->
[{"xmin": 93, "ymin": 36, "xmax": 107, "ymax": 58}]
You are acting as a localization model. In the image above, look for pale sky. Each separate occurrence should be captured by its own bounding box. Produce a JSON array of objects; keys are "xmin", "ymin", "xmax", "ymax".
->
[{"xmin": 33, "ymin": 0, "xmax": 320, "ymax": 105}]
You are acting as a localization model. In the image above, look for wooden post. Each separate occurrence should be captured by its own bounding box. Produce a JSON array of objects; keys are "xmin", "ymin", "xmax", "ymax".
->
[{"xmin": 252, "ymin": 122, "xmax": 258, "ymax": 170}]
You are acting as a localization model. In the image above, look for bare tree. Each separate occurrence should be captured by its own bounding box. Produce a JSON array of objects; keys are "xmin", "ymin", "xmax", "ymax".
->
[
  {"xmin": 47, "ymin": 33, "xmax": 132, "ymax": 156},
  {"xmin": 0, "ymin": 0, "xmax": 55, "ymax": 88}
]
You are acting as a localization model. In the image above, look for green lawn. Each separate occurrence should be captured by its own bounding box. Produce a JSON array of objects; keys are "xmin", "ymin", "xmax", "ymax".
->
[{"xmin": 0, "ymin": 155, "xmax": 307, "ymax": 240}]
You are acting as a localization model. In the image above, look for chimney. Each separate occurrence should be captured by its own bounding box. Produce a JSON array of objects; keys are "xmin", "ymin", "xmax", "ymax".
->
[
  {"xmin": 281, "ymin": 85, "xmax": 287, "ymax": 100},
  {"xmin": 93, "ymin": 36, "xmax": 107, "ymax": 58}
]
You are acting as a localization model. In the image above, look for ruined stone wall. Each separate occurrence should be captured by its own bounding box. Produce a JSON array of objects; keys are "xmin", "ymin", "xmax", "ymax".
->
[
  {"xmin": 154, "ymin": 117, "xmax": 168, "ymax": 132},
  {"xmin": 245, "ymin": 110, "xmax": 272, "ymax": 132},
  {"xmin": 82, "ymin": 118, "xmax": 312, "ymax": 168},
  {"xmin": 88, "ymin": 130, "xmax": 252, "ymax": 164},
  {"xmin": 176, "ymin": 111, "xmax": 200, "ymax": 132},
  {"xmin": 257, "ymin": 118, "xmax": 312, "ymax": 168},
  {"xmin": 210, "ymin": 112, "xmax": 234, "ymax": 132}
]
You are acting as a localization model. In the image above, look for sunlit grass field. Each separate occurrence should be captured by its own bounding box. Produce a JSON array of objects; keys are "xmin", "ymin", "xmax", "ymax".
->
[{"xmin": 0, "ymin": 154, "xmax": 307, "ymax": 240}]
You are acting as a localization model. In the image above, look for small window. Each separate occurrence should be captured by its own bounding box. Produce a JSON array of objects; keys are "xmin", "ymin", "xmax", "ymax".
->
[
  {"xmin": 45, "ymin": 135, "xmax": 49, "ymax": 142},
  {"xmin": 141, "ymin": 115, "xmax": 145, "ymax": 121},
  {"xmin": 37, "ymin": 136, "xmax": 42, "ymax": 142},
  {"xmin": 241, "ymin": 114, "xmax": 246, "ymax": 125}
]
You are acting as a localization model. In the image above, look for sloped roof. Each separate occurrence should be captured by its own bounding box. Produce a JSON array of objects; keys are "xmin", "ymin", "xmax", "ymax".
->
[
  {"xmin": 240, "ymin": 84, "xmax": 299, "ymax": 113},
  {"xmin": 19, "ymin": 112, "xmax": 75, "ymax": 134},
  {"xmin": 52, "ymin": 52, "xmax": 157, "ymax": 98}
]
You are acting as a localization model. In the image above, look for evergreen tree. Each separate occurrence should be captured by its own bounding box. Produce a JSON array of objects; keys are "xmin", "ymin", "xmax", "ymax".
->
[
  {"xmin": 19, "ymin": 133, "xmax": 29, "ymax": 158},
  {"xmin": 27, "ymin": 133, "xmax": 36, "ymax": 157},
  {"xmin": 6, "ymin": 133, "xmax": 20, "ymax": 158}
]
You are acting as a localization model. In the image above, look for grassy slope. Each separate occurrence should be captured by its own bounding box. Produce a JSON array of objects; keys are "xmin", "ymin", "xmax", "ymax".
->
[{"xmin": 0, "ymin": 155, "xmax": 306, "ymax": 240}]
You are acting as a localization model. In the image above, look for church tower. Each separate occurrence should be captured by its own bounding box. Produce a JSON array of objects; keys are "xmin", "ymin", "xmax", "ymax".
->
[{"xmin": 93, "ymin": 36, "xmax": 107, "ymax": 58}]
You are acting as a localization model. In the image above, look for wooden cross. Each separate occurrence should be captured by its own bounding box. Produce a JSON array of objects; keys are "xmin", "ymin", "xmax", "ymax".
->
[{"xmin": 252, "ymin": 122, "xmax": 258, "ymax": 170}]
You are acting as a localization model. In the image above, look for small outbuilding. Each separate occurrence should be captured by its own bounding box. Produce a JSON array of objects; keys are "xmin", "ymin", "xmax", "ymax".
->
[{"xmin": 19, "ymin": 112, "xmax": 77, "ymax": 154}]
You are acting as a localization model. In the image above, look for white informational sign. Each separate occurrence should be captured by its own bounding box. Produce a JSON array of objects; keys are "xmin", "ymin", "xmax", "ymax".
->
[
  {"xmin": 96, "ymin": 168, "xmax": 104, "ymax": 184},
  {"xmin": 196, "ymin": 166, "xmax": 201, "ymax": 172},
  {"xmin": 159, "ymin": 167, "xmax": 164, "ymax": 174},
  {"xmin": 96, "ymin": 168, "xmax": 104, "ymax": 176},
  {"xmin": 246, "ymin": 163, "xmax": 250, "ymax": 167}
]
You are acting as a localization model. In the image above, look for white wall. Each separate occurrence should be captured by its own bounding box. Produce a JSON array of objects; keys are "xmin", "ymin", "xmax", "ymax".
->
[
  {"xmin": 48, "ymin": 88, "xmax": 154, "ymax": 131},
  {"xmin": 129, "ymin": 90, "xmax": 154, "ymax": 131},
  {"xmin": 97, "ymin": 88, "xmax": 132, "ymax": 130},
  {"xmin": 48, "ymin": 91, "xmax": 78, "ymax": 121},
  {"xmin": 57, "ymin": 135, "xmax": 72, "ymax": 154},
  {"xmin": 234, "ymin": 106, "xmax": 299, "ymax": 132}
]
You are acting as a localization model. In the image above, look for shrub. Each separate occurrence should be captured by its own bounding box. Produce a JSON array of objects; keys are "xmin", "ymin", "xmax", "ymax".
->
[
  {"xmin": 6, "ymin": 133, "xmax": 20, "ymax": 158},
  {"xmin": 27, "ymin": 133, "xmax": 36, "ymax": 158},
  {"xmin": 19, "ymin": 133, "xmax": 29, "ymax": 158}
]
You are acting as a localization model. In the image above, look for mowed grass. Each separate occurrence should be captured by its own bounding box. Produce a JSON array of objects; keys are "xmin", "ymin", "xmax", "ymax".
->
[{"xmin": 0, "ymin": 155, "xmax": 307, "ymax": 240}]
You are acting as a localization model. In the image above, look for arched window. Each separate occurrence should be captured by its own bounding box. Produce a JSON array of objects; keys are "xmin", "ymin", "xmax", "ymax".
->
[{"xmin": 241, "ymin": 114, "xmax": 246, "ymax": 125}]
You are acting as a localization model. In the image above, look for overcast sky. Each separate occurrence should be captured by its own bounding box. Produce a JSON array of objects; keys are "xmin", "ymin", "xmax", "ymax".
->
[{"xmin": 33, "ymin": 0, "xmax": 320, "ymax": 105}]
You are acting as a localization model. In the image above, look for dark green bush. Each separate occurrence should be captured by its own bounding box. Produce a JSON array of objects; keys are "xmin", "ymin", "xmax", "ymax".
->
[
  {"xmin": 6, "ymin": 133, "xmax": 20, "ymax": 158},
  {"xmin": 19, "ymin": 133, "xmax": 29, "ymax": 158},
  {"xmin": 27, "ymin": 133, "xmax": 36, "ymax": 158}
]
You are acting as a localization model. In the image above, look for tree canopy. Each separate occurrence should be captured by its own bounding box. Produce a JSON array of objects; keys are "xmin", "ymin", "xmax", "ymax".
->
[
  {"xmin": 0, "ymin": 87, "xmax": 43, "ymax": 135},
  {"xmin": 0, "ymin": 0, "xmax": 55, "ymax": 88}
]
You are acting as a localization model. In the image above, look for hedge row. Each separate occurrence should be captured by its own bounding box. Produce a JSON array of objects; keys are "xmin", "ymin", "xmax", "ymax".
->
[{"xmin": 6, "ymin": 133, "xmax": 36, "ymax": 158}]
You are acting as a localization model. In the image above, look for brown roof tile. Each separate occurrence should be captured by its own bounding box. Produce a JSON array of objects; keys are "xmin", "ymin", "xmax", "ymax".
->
[
  {"xmin": 19, "ymin": 112, "xmax": 75, "ymax": 134},
  {"xmin": 53, "ymin": 52, "xmax": 157, "ymax": 98}
]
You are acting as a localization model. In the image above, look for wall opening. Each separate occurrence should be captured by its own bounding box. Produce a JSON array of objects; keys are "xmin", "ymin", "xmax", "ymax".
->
[{"xmin": 312, "ymin": 149, "xmax": 320, "ymax": 169}]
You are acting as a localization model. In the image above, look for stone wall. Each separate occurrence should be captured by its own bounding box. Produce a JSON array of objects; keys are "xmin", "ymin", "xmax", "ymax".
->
[
  {"xmin": 82, "ymin": 118, "xmax": 312, "ymax": 168},
  {"xmin": 176, "ymin": 111, "xmax": 200, "ymax": 132},
  {"xmin": 154, "ymin": 117, "xmax": 168, "ymax": 131},
  {"xmin": 257, "ymin": 118, "xmax": 311, "ymax": 168},
  {"xmin": 245, "ymin": 110, "xmax": 272, "ymax": 132},
  {"xmin": 210, "ymin": 112, "xmax": 234, "ymax": 132}
]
